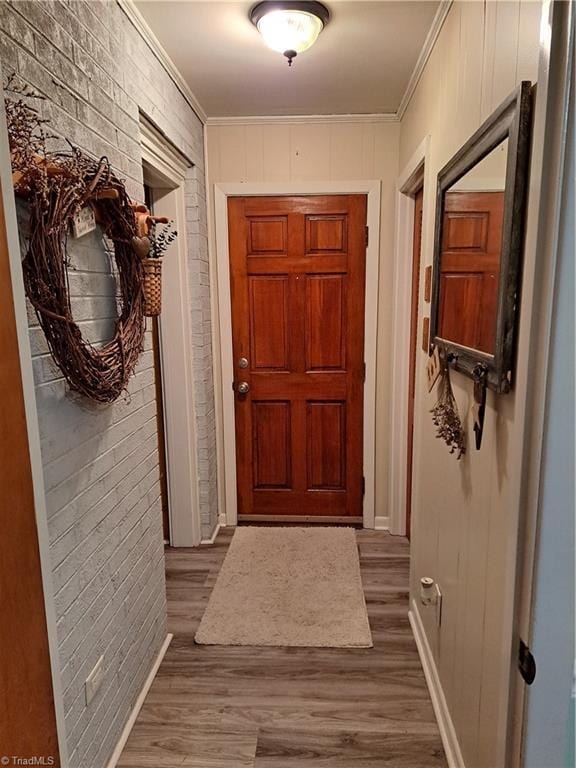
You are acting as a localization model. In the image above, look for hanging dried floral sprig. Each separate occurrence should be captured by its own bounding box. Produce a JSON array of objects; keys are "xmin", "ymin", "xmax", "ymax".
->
[
  {"xmin": 430, "ymin": 354, "xmax": 466, "ymax": 459},
  {"xmin": 149, "ymin": 220, "xmax": 178, "ymax": 258}
]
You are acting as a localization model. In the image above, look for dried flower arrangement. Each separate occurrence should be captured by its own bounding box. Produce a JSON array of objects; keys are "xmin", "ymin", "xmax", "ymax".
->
[
  {"xmin": 149, "ymin": 220, "xmax": 178, "ymax": 258},
  {"xmin": 4, "ymin": 75, "xmax": 166, "ymax": 403},
  {"xmin": 430, "ymin": 354, "xmax": 466, "ymax": 459}
]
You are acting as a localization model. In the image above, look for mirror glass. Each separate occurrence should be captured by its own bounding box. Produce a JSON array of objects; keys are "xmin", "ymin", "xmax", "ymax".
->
[{"xmin": 437, "ymin": 138, "xmax": 508, "ymax": 356}]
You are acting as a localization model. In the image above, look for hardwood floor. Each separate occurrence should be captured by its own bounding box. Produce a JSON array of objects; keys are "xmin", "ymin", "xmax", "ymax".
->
[{"xmin": 117, "ymin": 528, "xmax": 446, "ymax": 767}]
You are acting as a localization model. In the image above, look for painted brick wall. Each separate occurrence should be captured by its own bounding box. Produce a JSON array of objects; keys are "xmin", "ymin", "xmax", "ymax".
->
[{"xmin": 0, "ymin": 1, "xmax": 217, "ymax": 765}]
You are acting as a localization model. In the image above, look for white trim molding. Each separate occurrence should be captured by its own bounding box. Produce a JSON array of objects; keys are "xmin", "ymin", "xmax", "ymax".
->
[
  {"xmin": 206, "ymin": 113, "xmax": 398, "ymax": 126},
  {"xmin": 374, "ymin": 516, "xmax": 390, "ymax": 531},
  {"xmin": 200, "ymin": 513, "xmax": 227, "ymax": 546},
  {"xmin": 388, "ymin": 135, "xmax": 431, "ymax": 536},
  {"xmin": 140, "ymin": 120, "xmax": 202, "ymax": 547},
  {"xmin": 397, "ymin": 0, "xmax": 453, "ymax": 120},
  {"xmin": 213, "ymin": 180, "xmax": 382, "ymax": 529},
  {"xmin": 119, "ymin": 0, "xmax": 207, "ymax": 124},
  {"xmin": 105, "ymin": 634, "xmax": 173, "ymax": 768},
  {"xmin": 409, "ymin": 602, "xmax": 465, "ymax": 768}
]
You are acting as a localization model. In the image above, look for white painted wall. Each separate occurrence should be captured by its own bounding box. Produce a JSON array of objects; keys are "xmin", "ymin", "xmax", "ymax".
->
[
  {"xmin": 523, "ymin": 61, "xmax": 575, "ymax": 768},
  {"xmin": 206, "ymin": 118, "xmax": 400, "ymax": 527},
  {"xmin": 398, "ymin": 1, "xmax": 542, "ymax": 765}
]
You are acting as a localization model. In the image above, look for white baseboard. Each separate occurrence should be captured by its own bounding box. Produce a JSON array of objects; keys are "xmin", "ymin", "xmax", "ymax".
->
[
  {"xmin": 409, "ymin": 601, "xmax": 465, "ymax": 768},
  {"xmin": 373, "ymin": 515, "xmax": 390, "ymax": 530},
  {"xmin": 201, "ymin": 522, "xmax": 221, "ymax": 545},
  {"xmin": 105, "ymin": 633, "xmax": 173, "ymax": 768},
  {"xmin": 218, "ymin": 512, "xmax": 227, "ymax": 526}
]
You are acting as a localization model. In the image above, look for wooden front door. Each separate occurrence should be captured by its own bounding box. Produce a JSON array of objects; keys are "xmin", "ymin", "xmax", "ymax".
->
[{"xmin": 228, "ymin": 195, "xmax": 367, "ymax": 522}]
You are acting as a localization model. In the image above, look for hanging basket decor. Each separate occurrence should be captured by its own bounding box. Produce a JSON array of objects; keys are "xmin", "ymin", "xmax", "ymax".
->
[
  {"xmin": 132, "ymin": 216, "xmax": 178, "ymax": 317},
  {"xmin": 5, "ymin": 77, "xmax": 176, "ymax": 403},
  {"xmin": 143, "ymin": 257, "xmax": 163, "ymax": 316}
]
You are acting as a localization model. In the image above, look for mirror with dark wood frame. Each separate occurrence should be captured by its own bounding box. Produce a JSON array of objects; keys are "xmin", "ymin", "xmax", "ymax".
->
[{"xmin": 430, "ymin": 82, "xmax": 533, "ymax": 393}]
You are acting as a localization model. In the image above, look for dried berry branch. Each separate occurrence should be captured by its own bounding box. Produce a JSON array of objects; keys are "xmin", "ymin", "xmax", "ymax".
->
[{"xmin": 430, "ymin": 357, "xmax": 466, "ymax": 459}]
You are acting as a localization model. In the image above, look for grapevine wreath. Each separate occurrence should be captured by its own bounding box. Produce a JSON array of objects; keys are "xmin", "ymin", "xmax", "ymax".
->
[{"xmin": 6, "ymin": 78, "xmax": 172, "ymax": 404}]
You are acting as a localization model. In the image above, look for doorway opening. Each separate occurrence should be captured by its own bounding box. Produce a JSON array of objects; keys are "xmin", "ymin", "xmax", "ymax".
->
[
  {"xmin": 389, "ymin": 137, "xmax": 429, "ymax": 538},
  {"xmin": 213, "ymin": 181, "xmax": 381, "ymax": 529},
  {"xmin": 144, "ymin": 182, "xmax": 170, "ymax": 542},
  {"xmin": 140, "ymin": 117, "xmax": 202, "ymax": 548},
  {"xmin": 406, "ymin": 186, "xmax": 423, "ymax": 540}
]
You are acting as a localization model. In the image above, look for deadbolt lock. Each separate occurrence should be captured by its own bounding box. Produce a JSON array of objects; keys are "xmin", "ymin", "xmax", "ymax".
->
[
  {"xmin": 237, "ymin": 381, "xmax": 250, "ymax": 395},
  {"xmin": 238, "ymin": 357, "xmax": 249, "ymax": 369}
]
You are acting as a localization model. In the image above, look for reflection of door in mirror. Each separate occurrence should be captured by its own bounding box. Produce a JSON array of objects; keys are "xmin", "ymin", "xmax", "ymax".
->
[{"xmin": 438, "ymin": 190, "xmax": 504, "ymax": 355}]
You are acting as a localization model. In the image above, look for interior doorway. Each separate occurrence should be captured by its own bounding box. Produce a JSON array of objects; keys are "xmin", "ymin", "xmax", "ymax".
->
[
  {"xmin": 388, "ymin": 136, "xmax": 429, "ymax": 537},
  {"xmin": 214, "ymin": 181, "xmax": 381, "ymax": 529},
  {"xmin": 144, "ymin": 183, "xmax": 171, "ymax": 541},
  {"xmin": 406, "ymin": 187, "xmax": 423, "ymax": 540},
  {"xmin": 139, "ymin": 118, "xmax": 202, "ymax": 547},
  {"xmin": 227, "ymin": 194, "xmax": 367, "ymax": 523}
]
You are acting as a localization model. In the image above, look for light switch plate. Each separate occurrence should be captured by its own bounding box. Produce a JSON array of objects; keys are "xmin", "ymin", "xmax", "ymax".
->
[{"xmin": 85, "ymin": 655, "xmax": 104, "ymax": 705}]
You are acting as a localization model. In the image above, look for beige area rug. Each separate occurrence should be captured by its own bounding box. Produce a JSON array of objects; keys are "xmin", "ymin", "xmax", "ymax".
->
[{"xmin": 195, "ymin": 526, "xmax": 373, "ymax": 648}]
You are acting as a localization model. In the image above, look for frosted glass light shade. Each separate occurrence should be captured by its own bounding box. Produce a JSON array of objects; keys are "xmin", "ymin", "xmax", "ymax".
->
[{"xmin": 257, "ymin": 9, "xmax": 324, "ymax": 55}]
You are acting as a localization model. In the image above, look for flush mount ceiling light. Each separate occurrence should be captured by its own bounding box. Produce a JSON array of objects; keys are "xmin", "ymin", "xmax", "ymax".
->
[{"xmin": 250, "ymin": 1, "xmax": 330, "ymax": 67}]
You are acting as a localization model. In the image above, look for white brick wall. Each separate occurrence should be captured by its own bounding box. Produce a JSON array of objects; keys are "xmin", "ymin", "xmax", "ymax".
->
[{"xmin": 0, "ymin": 2, "xmax": 218, "ymax": 765}]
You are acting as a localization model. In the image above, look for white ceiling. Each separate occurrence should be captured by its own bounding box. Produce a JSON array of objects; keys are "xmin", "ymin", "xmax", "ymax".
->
[{"xmin": 135, "ymin": 1, "xmax": 441, "ymax": 118}]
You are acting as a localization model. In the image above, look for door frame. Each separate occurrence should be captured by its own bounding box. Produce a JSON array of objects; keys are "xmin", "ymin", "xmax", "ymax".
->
[
  {"xmin": 214, "ymin": 181, "xmax": 381, "ymax": 528},
  {"xmin": 388, "ymin": 136, "xmax": 430, "ymax": 536},
  {"xmin": 140, "ymin": 119, "xmax": 202, "ymax": 547}
]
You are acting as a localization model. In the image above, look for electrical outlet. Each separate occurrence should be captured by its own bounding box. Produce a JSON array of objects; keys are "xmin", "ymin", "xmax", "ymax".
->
[{"xmin": 85, "ymin": 655, "xmax": 104, "ymax": 706}]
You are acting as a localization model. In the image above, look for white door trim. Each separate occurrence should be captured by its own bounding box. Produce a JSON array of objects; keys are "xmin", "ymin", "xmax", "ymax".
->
[
  {"xmin": 140, "ymin": 120, "xmax": 202, "ymax": 547},
  {"xmin": 213, "ymin": 180, "xmax": 382, "ymax": 528},
  {"xmin": 388, "ymin": 136, "xmax": 430, "ymax": 536}
]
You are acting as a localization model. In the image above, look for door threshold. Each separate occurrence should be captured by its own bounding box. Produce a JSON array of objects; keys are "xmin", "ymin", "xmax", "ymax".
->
[{"xmin": 238, "ymin": 515, "xmax": 364, "ymax": 525}]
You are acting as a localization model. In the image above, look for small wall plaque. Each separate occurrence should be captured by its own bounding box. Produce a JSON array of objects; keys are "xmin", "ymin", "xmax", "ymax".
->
[
  {"xmin": 426, "ymin": 346, "xmax": 441, "ymax": 392},
  {"xmin": 421, "ymin": 316, "xmax": 430, "ymax": 353},
  {"xmin": 424, "ymin": 266, "xmax": 432, "ymax": 303},
  {"xmin": 71, "ymin": 205, "xmax": 96, "ymax": 239}
]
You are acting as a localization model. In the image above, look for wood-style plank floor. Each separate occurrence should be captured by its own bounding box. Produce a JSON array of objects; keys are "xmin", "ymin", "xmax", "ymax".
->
[{"xmin": 117, "ymin": 528, "xmax": 447, "ymax": 767}]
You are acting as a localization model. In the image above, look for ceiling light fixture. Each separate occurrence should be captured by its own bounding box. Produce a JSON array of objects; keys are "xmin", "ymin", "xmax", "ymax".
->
[{"xmin": 250, "ymin": 1, "xmax": 330, "ymax": 67}]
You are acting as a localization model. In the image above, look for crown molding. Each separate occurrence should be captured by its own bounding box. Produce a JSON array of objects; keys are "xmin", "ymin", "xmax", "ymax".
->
[
  {"xmin": 396, "ymin": 0, "xmax": 453, "ymax": 121},
  {"xmin": 206, "ymin": 113, "xmax": 399, "ymax": 126},
  {"xmin": 118, "ymin": 0, "xmax": 208, "ymax": 124}
]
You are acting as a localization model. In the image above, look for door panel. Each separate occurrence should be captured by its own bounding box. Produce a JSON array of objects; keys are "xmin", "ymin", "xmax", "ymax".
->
[
  {"xmin": 305, "ymin": 214, "xmax": 348, "ymax": 253},
  {"xmin": 228, "ymin": 195, "xmax": 366, "ymax": 521},
  {"xmin": 252, "ymin": 401, "xmax": 292, "ymax": 489},
  {"xmin": 249, "ymin": 276, "xmax": 289, "ymax": 370},
  {"xmin": 305, "ymin": 274, "xmax": 346, "ymax": 371},
  {"xmin": 247, "ymin": 216, "xmax": 287, "ymax": 255},
  {"xmin": 307, "ymin": 401, "xmax": 346, "ymax": 490},
  {"xmin": 439, "ymin": 191, "xmax": 504, "ymax": 354}
]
